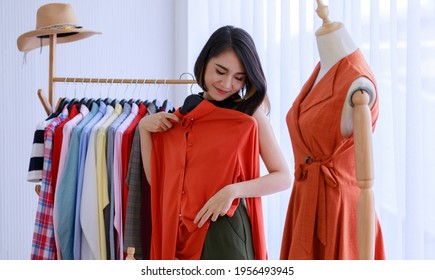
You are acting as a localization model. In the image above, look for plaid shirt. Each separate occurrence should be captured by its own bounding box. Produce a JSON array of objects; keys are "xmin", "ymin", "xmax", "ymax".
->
[{"xmin": 31, "ymin": 108, "xmax": 68, "ymax": 260}]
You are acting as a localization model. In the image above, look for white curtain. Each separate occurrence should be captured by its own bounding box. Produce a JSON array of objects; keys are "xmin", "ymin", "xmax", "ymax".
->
[{"xmin": 181, "ymin": 0, "xmax": 435, "ymax": 260}]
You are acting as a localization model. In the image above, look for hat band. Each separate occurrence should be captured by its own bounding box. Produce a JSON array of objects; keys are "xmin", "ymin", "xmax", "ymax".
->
[{"xmin": 38, "ymin": 23, "xmax": 82, "ymax": 31}]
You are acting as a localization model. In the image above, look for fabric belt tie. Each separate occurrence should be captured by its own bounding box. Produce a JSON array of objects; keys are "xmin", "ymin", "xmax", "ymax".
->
[{"xmin": 295, "ymin": 158, "xmax": 338, "ymax": 249}]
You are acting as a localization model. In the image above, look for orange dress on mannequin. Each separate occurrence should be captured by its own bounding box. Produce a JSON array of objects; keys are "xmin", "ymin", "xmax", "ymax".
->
[
  {"xmin": 280, "ymin": 49, "xmax": 385, "ymax": 259},
  {"xmin": 150, "ymin": 99, "xmax": 267, "ymax": 260}
]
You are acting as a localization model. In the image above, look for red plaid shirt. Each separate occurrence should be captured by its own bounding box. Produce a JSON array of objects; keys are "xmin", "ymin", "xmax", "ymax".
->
[{"xmin": 31, "ymin": 108, "xmax": 68, "ymax": 260}]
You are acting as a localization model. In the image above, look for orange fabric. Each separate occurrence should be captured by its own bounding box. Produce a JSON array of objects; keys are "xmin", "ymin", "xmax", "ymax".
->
[
  {"xmin": 281, "ymin": 50, "xmax": 386, "ymax": 260},
  {"xmin": 150, "ymin": 100, "xmax": 267, "ymax": 260}
]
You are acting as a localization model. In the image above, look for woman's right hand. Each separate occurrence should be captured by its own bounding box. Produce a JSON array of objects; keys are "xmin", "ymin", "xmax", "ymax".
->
[
  {"xmin": 138, "ymin": 112, "xmax": 180, "ymax": 182},
  {"xmin": 139, "ymin": 112, "xmax": 180, "ymax": 133}
]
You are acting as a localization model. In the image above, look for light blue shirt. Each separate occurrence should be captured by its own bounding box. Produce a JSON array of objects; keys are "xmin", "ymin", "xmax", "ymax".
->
[{"xmin": 73, "ymin": 102, "xmax": 106, "ymax": 259}]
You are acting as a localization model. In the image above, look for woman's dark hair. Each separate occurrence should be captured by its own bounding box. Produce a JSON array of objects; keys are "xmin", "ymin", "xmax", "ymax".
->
[{"xmin": 194, "ymin": 25, "xmax": 270, "ymax": 116}]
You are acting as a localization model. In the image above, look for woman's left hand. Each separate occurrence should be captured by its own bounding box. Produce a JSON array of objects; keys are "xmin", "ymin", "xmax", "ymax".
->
[{"xmin": 194, "ymin": 184, "xmax": 237, "ymax": 228}]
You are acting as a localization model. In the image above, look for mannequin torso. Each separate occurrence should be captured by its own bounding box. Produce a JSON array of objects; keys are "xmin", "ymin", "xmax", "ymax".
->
[
  {"xmin": 314, "ymin": 0, "xmax": 378, "ymax": 259},
  {"xmin": 280, "ymin": 0, "xmax": 385, "ymax": 260},
  {"xmin": 314, "ymin": 21, "xmax": 376, "ymax": 138}
]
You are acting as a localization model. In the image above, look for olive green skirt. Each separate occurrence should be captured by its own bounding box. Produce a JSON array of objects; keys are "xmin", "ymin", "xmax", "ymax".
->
[{"xmin": 200, "ymin": 199, "xmax": 254, "ymax": 260}]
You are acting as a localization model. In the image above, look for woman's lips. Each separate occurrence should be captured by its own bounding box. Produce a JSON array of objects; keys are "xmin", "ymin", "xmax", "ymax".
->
[{"xmin": 215, "ymin": 87, "xmax": 229, "ymax": 95}]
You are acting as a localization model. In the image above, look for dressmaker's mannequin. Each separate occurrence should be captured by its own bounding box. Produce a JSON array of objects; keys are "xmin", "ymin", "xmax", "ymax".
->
[
  {"xmin": 280, "ymin": 1, "xmax": 385, "ymax": 260},
  {"xmin": 315, "ymin": 0, "xmax": 376, "ymax": 260}
]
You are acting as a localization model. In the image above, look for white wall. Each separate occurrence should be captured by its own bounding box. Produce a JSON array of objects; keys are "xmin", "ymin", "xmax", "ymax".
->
[{"xmin": 0, "ymin": 0, "xmax": 181, "ymax": 260}]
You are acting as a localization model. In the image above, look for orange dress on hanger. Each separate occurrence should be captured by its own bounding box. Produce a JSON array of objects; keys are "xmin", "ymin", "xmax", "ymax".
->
[
  {"xmin": 150, "ymin": 99, "xmax": 267, "ymax": 260},
  {"xmin": 280, "ymin": 49, "xmax": 385, "ymax": 260}
]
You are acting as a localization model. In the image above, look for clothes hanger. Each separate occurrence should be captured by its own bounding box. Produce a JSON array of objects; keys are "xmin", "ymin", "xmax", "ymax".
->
[
  {"xmin": 110, "ymin": 99, "xmax": 118, "ymax": 107},
  {"xmin": 95, "ymin": 79, "xmax": 104, "ymax": 106},
  {"xmin": 162, "ymin": 82, "xmax": 174, "ymax": 113},
  {"xmin": 146, "ymin": 90, "xmax": 157, "ymax": 114},
  {"xmin": 179, "ymin": 72, "xmax": 195, "ymax": 95},
  {"xmin": 134, "ymin": 79, "xmax": 144, "ymax": 106},
  {"xmin": 67, "ymin": 98, "xmax": 79, "ymax": 111},
  {"xmin": 95, "ymin": 79, "xmax": 101, "ymax": 104},
  {"xmin": 143, "ymin": 81, "xmax": 151, "ymax": 105},
  {"xmin": 67, "ymin": 78, "xmax": 79, "ymax": 111},
  {"xmin": 180, "ymin": 94, "xmax": 203, "ymax": 115},
  {"xmin": 104, "ymin": 78, "xmax": 113, "ymax": 105},
  {"xmin": 178, "ymin": 72, "xmax": 200, "ymax": 114},
  {"xmin": 109, "ymin": 79, "xmax": 120, "ymax": 107},
  {"xmin": 146, "ymin": 101, "xmax": 157, "ymax": 114},
  {"xmin": 79, "ymin": 83, "xmax": 89, "ymax": 108},
  {"xmin": 87, "ymin": 80, "xmax": 96, "ymax": 108},
  {"xmin": 47, "ymin": 97, "xmax": 70, "ymax": 120},
  {"xmin": 85, "ymin": 98, "xmax": 94, "ymax": 109},
  {"xmin": 127, "ymin": 79, "xmax": 138, "ymax": 106},
  {"xmin": 152, "ymin": 80, "xmax": 161, "ymax": 110},
  {"xmin": 119, "ymin": 79, "xmax": 128, "ymax": 106},
  {"xmin": 46, "ymin": 78, "xmax": 70, "ymax": 119},
  {"xmin": 161, "ymin": 79, "xmax": 169, "ymax": 112}
]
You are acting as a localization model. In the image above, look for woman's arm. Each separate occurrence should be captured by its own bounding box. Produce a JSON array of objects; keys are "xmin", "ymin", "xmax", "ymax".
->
[{"xmin": 194, "ymin": 108, "xmax": 292, "ymax": 227}]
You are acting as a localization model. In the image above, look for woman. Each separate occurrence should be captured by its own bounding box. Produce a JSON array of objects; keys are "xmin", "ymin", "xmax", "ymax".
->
[{"xmin": 139, "ymin": 25, "xmax": 291, "ymax": 260}]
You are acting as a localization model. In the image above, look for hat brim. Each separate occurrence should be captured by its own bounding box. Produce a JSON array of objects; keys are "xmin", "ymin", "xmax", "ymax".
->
[{"xmin": 17, "ymin": 28, "xmax": 101, "ymax": 52}]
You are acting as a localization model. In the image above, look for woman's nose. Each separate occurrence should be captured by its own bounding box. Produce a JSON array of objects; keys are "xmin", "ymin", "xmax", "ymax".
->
[{"xmin": 221, "ymin": 76, "xmax": 232, "ymax": 89}]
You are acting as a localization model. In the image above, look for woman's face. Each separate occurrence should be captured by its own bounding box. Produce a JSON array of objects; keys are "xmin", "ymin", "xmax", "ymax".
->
[{"xmin": 203, "ymin": 49, "xmax": 246, "ymax": 102}]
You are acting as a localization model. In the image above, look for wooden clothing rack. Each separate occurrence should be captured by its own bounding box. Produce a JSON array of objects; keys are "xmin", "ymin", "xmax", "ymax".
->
[
  {"xmin": 38, "ymin": 34, "xmax": 196, "ymax": 115},
  {"xmin": 34, "ymin": 34, "xmax": 196, "ymax": 198},
  {"xmin": 30, "ymin": 30, "xmax": 196, "ymax": 259}
]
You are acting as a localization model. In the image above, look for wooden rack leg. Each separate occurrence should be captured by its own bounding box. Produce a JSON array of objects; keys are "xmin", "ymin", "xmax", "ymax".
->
[
  {"xmin": 48, "ymin": 34, "xmax": 57, "ymax": 109},
  {"xmin": 37, "ymin": 89, "xmax": 53, "ymax": 115},
  {"xmin": 35, "ymin": 185, "xmax": 41, "ymax": 196}
]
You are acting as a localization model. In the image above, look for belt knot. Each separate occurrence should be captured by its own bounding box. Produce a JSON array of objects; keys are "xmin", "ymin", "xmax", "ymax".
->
[{"xmin": 295, "ymin": 156, "xmax": 337, "ymax": 187}]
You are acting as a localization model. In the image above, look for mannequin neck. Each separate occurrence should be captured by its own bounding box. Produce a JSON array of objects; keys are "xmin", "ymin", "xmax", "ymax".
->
[{"xmin": 316, "ymin": 26, "xmax": 358, "ymax": 77}]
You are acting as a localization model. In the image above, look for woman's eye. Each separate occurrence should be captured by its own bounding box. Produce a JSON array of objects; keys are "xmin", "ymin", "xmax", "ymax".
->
[
  {"xmin": 235, "ymin": 77, "xmax": 244, "ymax": 81},
  {"xmin": 216, "ymin": 69, "xmax": 225, "ymax": 75}
]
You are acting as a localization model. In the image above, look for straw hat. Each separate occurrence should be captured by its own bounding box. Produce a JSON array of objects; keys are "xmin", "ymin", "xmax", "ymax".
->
[{"xmin": 17, "ymin": 3, "xmax": 101, "ymax": 52}]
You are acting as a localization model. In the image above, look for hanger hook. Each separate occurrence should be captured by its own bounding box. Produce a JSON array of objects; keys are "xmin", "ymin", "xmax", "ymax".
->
[
  {"xmin": 115, "ymin": 79, "xmax": 124, "ymax": 99},
  {"xmin": 123, "ymin": 79, "xmax": 130, "ymax": 96},
  {"xmin": 179, "ymin": 72, "xmax": 195, "ymax": 95},
  {"xmin": 82, "ymin": 80, "xmax": 88, "ymax": 96},
  {"xmin": 97, "ymin": 78, "xmax": 102, "ymax": 98},
  {"xmin": 74, "ymin": 78, "xmax": 77, "ymax": 98},
  {"xmin": 131, "ymin": 79, "xmax": 138, "ymax": 100},
  {"xmin": 90, "ymin": 79, "xmax": 94, "ymax": 96},
  {"xmin": 165, "ymin": 79, "xmax": 169, "ymax": 99},
  {"xmin": 64, "ymin": 78, "xmax": 68, "ymax": 97},
  {"xmin": 137, "ymin": 78, "xmax": 145, "ymax": 101},
  {"xmin": 145, "ymin": 79, "xmax": 151, "ymax": 101},
  {"xmin": 107, "ymin": 78, "xmax": 113, "ymax": 98},
  {"xmin": 155, "ymin": 79, "xmax": 160, "ymax": 100}
]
